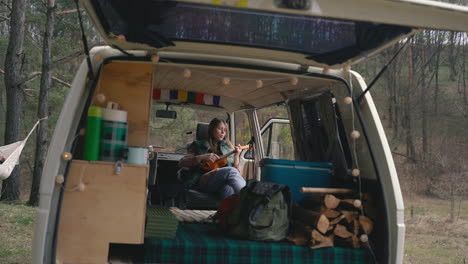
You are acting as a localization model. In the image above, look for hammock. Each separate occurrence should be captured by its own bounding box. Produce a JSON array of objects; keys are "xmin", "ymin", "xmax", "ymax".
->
[{"xmin": 0, "ymin": 118, "xmax": 46, "ymax": 180}]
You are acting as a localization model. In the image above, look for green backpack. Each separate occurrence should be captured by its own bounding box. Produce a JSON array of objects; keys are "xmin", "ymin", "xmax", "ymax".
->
[{"xmin": 224, "ymin": 180, "xmax": 292, "ymax": 241}]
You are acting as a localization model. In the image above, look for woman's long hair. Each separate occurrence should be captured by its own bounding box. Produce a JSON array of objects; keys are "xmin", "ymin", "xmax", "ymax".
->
[{"xmin": 207, "ymin": 118, "xmax": 234, "ymax": 152}]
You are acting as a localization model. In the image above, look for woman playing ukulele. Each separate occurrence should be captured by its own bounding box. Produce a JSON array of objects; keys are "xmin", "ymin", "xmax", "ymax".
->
[{"xmin": 179, "ymin": 118, "xmax": 246, "ymax": 199}]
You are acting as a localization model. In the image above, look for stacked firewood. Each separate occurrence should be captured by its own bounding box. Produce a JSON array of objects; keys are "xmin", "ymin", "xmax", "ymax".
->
[{"xmin": 287, "ymin": 192, "xmax": 374, "ymax": 249}]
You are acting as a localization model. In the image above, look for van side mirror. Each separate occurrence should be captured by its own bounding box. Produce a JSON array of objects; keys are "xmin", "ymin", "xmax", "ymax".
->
[{"xmin": 155, "ymin": 110, "xmax": 177, "ymax": 119}]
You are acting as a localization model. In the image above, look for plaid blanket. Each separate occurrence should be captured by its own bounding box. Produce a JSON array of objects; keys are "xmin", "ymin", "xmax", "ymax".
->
[{"xmin": 144, "ymin": 224, "xmax": 372, "ymax": 264}]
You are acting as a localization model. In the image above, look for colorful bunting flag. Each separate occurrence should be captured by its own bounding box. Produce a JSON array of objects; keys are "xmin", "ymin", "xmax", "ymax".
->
[
  {"xmin": 178, "ymin": 90, "xmax": 188, "ymax": 102},
  {"xmin": 153, "ymin": 89, "xmax": 222, "ymax": 107}
]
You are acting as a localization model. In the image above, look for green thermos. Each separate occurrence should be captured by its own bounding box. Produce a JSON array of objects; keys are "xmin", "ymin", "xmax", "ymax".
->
[{"xmin": 83, "ymin": 106, "xmax": 102, "ymax": 161}]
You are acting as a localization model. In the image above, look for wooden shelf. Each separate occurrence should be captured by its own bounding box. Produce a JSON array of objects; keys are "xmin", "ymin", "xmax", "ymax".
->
[{"xmin": 56, "ymin": 160, "xmax": 148, "ymax": 264}]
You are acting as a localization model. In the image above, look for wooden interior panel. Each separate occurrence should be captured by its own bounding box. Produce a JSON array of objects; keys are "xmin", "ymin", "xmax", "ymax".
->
[
  {"xmin": 56, "ymin": 160, "xmax": 147, "ymax": 264},
  {"xmin": 152, "ymin": 63, "xmax": 333, "ymax": 108},
  {"xmin": 93, "ymin": 61, "xmax": 152, "ymax": 147}
]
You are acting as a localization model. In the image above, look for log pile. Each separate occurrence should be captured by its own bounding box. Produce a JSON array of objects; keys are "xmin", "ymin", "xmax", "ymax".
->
[{"xmin": 287, "ymin": 192, "xmax": 374, "ymax": 249}]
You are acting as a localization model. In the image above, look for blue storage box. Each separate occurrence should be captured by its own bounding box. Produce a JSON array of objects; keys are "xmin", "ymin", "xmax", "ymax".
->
[{"xmin": 260, "ymin": 159, "xmax": 333, "ymax": 203}]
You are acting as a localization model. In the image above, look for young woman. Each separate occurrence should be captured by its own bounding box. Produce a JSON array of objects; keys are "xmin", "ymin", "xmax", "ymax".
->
[{"xmin": 179, "ymin": 118, "xmax": 246, "ymax": 199}]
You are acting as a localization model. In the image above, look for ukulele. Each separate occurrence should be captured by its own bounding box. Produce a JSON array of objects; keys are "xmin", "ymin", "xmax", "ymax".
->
[{"xmin": 200, "ymin": 145, "xmax": 250, "ymax": 171}]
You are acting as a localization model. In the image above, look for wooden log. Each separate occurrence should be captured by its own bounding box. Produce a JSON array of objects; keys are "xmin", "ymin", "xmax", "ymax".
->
[
  {"xmin": 359, "ymin": 215, "xmax": 374, "ymax": 235},
  {"xmin": 324, "ymin": 194, "xmax": 340, "ymax": 209},
  {"xmin": 310, "ymin": 230, "xmax": 334, "ymax": 249},
  {"xmin": 299, "ymin": 196, "xmax": 341, "ymax": 219},
  {"xmin": 333, "ymin": 222, "xmax": 364, "ymax": 249},
  {"xmin": 322, "ymin": 207, "xmax": 341, "ymax": 219},
  {"xmin": 301, "ymin": 187, "xmax": 354, "ymax": 194},
  {"xmin": 329, "ymin": 214, "xmax": 346, "ymax": 225},
  {"xmin": 333, "ymin": 224, "xmax": 353, "ymax": 238},
  {"xmin": 341, "ymin": 210, "xmax": 359, "ymax": 223},
  {"xmin": 292, "ymin": 204, "xmax": 330, "ymax": 234}
]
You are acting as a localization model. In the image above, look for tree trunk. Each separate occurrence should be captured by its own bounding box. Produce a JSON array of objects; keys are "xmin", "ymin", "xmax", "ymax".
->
[
  {"xmin": 463, "ymin": 39, "xmax": 467, "ymax": 115},
  {"xmin": 28, "ymin": 0, "xmax": 56, "ymax": 206},
  {"xmin": 421, "ymin": 43, "xmax": 428, "ymax": 159},
  {"xmin": 405, "ymin": 42, "xmax": 416, "ymax": 161},
  {"xmin": 433, "ymin": 32, "xmax": 442, "ymax": 115},
  {"xmin": 449, "ymin": 32, "xmax": 458, "ymax": 81},
  {"xmin": 0, "ymin": 0, "xmax": 26, "ymax": 201}
]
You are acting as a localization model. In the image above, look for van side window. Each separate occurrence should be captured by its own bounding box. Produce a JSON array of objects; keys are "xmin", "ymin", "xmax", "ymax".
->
[
  {"xmin": 257, "ymin": 105, "xmax": 294, "ymax": 160},
  {"xmin": 234, "ymin": 111, "xmax": 251, "ymax": 145}
]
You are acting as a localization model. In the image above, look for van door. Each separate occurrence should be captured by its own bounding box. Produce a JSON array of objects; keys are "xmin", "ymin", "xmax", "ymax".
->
[{"xmin": 260, "ymin": 118, "xmax": 292, "ymax": 160}]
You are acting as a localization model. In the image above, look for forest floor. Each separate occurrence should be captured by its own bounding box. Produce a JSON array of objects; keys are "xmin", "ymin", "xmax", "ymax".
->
[
  {"xmin": 0, "ymin": 196, "xmax": 466, "ymax": 263},
  {"xmin": 403, "ymin": 196, "xmax": 468, "ymax": 264}
]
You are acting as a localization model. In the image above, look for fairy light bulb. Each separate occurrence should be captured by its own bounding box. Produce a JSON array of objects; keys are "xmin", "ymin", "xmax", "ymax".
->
[
  {"xmin": 116, "ymin": 34, "xmax": 126, "ymax": 41},
  {"xmin": 256, "ymin": 80, "xmax": 263, "ymax": 88},
  {"xmin": 151, "ymin": 55, "xmax": 160, "ymax": 63},
  {"xmin": 183, "ymin": 68, "xmax": 191, "ymax": 78},
  {"xmin": 360, "ymin": 234, "xmax": 368, "ymax": 243},
  {"xmin": 77, "ymin": 183, "xmax": 86, "ymax": 192},
  {"xmin": 353, "ymin": 199, "xmax": 362, "ymax": 208},
  {"xmin": 322, "ymin": 66, "xmax": 330, "ymax": 74},
  {"xmin": 62, "ymin": 152, "xmax": 72, "ymax": 161},
  {"xmin": 79, "ymin": 128, "xmax": 86, "ymax": 136},
  {"xmin": 95, "ymin": 93, "xmax": 106, "ymax": 103},
  {"xmin": 222, "ymin": 77, "xmax": 230, "ymax": 85},
  {"xmin": 94, "ymin": 55, "xmax": 103, "ymax": 62},
  {"xmin": 290, "ymin": 77, "xmax": 299, "ymax": 86},
  {"xmin": 344, "ymin": 96, "xmax": 353, "ymax": 105},
  {"xmin": 55, "ymin": 175, "xmax": 64, "ymax": 184},
  {"xmin": 343, "ymin": 62, "xmax": 351, "ymax": 72},
  {"xmin": 351, "ymin": 130, "xmax": 361, "ymax": 139},
  {"xmin": 352, "ymin": 168, "xmax": 360, "ymax": 177}
]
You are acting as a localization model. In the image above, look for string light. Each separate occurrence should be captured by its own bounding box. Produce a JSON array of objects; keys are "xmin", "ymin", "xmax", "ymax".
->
[
  {"xmin": 94, "ymin": 55, "xmax": 103, "ymax": 62},
  {"xmin": 151, "ymin": 55, "xmax": 160, "ymax": 63},
  {"xmin": 77, "ymin": 183, "xmax": 86, "ymax": 192},
  {"xmin": 353, "ymin": 199, "xmax": 362, "ymax": 208},
  {"xmin": 222, "ymin": 77, "xmax": 230, "ymax": 85},
  {"xmin": 290, "ymin": 77, "xmax": 299, "ymax": 86},
  {"xmin": 116, "ymin": 35, "xmax": 126, "ymax": 41},
  {"xmin": 322, "ymin": 66, "xmax": 330, "ymax": 74},
  {"xmin": 351, "ymin": 168, "xmax": 360, "ymax": 177},
  {"xmin": 256, "ymin": 80, "xmax": 263, "ymax": 88},
  {"xmin": 344, "ymin": 96, "xmax": 353, "ymax": 105},
  {"xmin": 360, "ymin": 234, "xmax": 369, "ymax": 243},
  {"xmin": 55, "ymin": 175, "xmax": 64, "ymax": 184},
  {"xmin": 183, "ymin": 68, "xmax": 191, "ymax": 78},
  {"xmin": 351, "ymin": 130, "xmax": 361, "ymax": 139},
  {"xmin": 95, "ymin": 93, "xmax": 106, "ymax": 103},
  {"xmin": 62, "ymin": 152, "xmax": 72, "ymax": 161},
  {"xmin": 343, "ymin": 62, "xmax": 351, "ymax": 72}
]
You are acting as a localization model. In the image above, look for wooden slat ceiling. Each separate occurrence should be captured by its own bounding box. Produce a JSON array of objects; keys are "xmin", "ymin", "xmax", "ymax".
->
[{"xmin": 152, "ymin": 63, "xmax": 336, "ymax": 111}]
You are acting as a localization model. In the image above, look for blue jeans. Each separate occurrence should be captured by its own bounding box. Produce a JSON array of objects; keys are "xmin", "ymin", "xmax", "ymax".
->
[{"xmin": 199, "ymin": 167, "xmax": 246, "ymax": 199}]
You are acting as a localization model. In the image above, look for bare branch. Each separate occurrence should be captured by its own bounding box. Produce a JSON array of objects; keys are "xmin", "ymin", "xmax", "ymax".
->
[
  {"xmin": 56, "ymin": 8, "xmax": 83, "ymax": 15},
  {"xmin": 0, "ymin": 1, "xmax": 11, "ymax": 11},
  {"xmin": 0, "ymin": 69, "xmax": 71, "ymax": 88},
  {"xmin": 52, "ymin": 50, "xmax": 84, "ymax": 68},
  {"xmin": 0, "ymin": 14, "xmax": 9, "ymax": 22}
]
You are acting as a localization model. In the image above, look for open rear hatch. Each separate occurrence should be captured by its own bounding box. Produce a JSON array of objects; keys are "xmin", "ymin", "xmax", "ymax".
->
[
  {"xmin": 81, "ymin": 0, "xmax": 468, "ymax": 67},
  {"xmin": 80, "ymin": 0, "xmax": 468, "ymax": 68}
]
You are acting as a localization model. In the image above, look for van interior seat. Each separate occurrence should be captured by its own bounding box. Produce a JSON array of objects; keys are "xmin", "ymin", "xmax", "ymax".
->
[{"xmin": 182, "ymin": 122, "xmax": 221, "ymax": 210}]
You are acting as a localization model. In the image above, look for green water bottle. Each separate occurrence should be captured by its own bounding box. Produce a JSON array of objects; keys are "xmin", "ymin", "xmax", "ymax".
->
[{"xmin": 83, "ymin": 106, "xmax": 102, "ymax": 161}]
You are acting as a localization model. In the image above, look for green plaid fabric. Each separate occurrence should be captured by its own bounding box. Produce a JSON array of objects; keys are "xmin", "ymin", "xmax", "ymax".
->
[
  {"xmin": 145, "ymin": 206, "xmax": 178, "ymax": 239},
  {"xmin": 144, "ymin": 224, "xmax": 372, "ymax": 264},
  {"xmin": 99, "ymin": 120, "xmax": 127, "ymax": 161}
]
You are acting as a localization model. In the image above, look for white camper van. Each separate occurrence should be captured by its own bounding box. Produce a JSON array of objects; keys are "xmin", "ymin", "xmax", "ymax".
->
[{"xmin": 31, "ymin": 1, "xmax": 468, "ymax": 263}]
